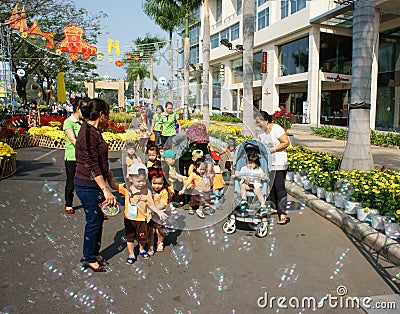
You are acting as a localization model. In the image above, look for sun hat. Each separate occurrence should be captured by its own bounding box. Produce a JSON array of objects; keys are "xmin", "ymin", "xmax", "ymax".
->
[
  {"xmin": 210, "ymin": 150, "xmax": 221, "ymax": 161},
  {"xmin": 162, "ymin": 149, "xmax": 176, "ymax": 159},
  {"xmin": 128, "ymin": 163, "xmax": 148, "ymax": 175},
  {"xmin": 192, "ymin": 149, "xmax": 204, "ymax": 158}
]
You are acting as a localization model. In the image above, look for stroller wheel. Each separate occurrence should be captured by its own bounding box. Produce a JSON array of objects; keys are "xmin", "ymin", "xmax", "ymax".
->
[
  {"xmin": 222, "ymin": 220, "xmax": 236, "ymax": 234},
  {"xmin": 256, "ymin": 222, "xmax": 269, "ymax": 238}
]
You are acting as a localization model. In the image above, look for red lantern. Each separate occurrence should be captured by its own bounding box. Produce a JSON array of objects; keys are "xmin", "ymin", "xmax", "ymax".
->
[
  {"xmin": 82, "ymin": 54, "xmax": 90, "ymax": 60},
  {"xmin": 69, "ymin": 53, "xmax": 79, "ymax": 61},
  {"xmin": 57, "ymin": 24, "xmax": 97, "ymax": 60},
  {"xmin": 134, "ymin": 55, "xmax": 140, "ymax": 62},
  {"xmin": 126, "ymin": 54, "xmax": 132, "ymax": 60},
  {"xmin": 115, "ymin": 60, "xmax": 123, "ymax": 67}
]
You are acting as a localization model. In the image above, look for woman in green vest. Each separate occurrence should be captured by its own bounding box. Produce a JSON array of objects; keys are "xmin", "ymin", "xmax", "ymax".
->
[
  {"xmin": 160, "ymin": 101, "xmax": 179, "ymax": 149},
  {"xmin": 151, "ymin": 105, "xmax": 164, "ymax": 148}
]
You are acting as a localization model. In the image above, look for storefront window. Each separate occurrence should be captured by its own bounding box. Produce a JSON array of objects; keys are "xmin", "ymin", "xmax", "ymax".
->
[
  {"xmin": 320, "ymin": 33, "xmax": 352, "ymax": 74},
  {"xmin": 279, "ymin": 36, "xmax": 309, "ymax": 76},
  {"xmin": 189, "ymin": 45, "xmax": 199, "ymax": 65},
  {"xmin": 253, "ymin": 52, "xmax": 262, "ymax": 81},
  {"xmin": 232, "ymin": 58, "xmax": 243, "ymax": 83},
  {"xmin": 211, "ymin": 33, "xmax": 219, "ymax": 49},
  {"xmin": 320, "ymin": 90, "xmax": 350, "ymax": 126}
]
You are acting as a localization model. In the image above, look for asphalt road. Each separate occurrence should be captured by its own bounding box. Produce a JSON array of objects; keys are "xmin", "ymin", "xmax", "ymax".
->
[{"xmin": 0, "ymin": 147, "xmax": 398, "ymax": 314}]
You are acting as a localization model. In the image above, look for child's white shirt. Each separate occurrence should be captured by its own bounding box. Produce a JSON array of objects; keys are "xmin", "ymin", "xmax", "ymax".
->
[{"xmin": 239, "ymin": 165, "xmax": 264, "ymax": 189}]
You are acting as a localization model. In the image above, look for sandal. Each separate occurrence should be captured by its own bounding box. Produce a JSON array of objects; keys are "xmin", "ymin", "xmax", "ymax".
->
[
  {"xmin": 188, "ymin": 208, "xmax": 195, "ymax": 215},
  {"xmin": 196, "ymin": 209, "xmax": 205, "ymax": 219},
  {"xmin": 148, "ymin": 246, "xmax": 155, "ymax": 256},
  {"xmin": 140, "ymin": 251, "xmax": 150, "ymax": 259},
  {"xmin": 156, "ymin": 241, "xmax": 164, "ymax": 252},
  {"xmin": 96, "ymin": 256, "xmax": 109, "ymax": 266},
  {"xmin": 64, "ymin": 206, "xmax": 75, "ymax": 215},
  {"xmin": 82, "ymin": 262, "xmax": 107, "ymax": 272},
  {"xmin": 125, "ymin": 257, "xmax": 136, "ymax": 265},
  {"xmin": 277, "ymin": 216, "xmax": 290, "ymax": 225}
]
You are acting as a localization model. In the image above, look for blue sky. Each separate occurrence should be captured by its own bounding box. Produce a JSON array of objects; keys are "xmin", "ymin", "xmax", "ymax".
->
[{"xmin": 73, "ymin": 0, "xmax": 167, "ymax": 79}]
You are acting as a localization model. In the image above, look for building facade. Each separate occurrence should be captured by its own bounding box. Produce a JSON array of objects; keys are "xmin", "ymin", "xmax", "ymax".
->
[{"xmin": 187, "ymin": 0, "xmax": 400, "ymax": 130}]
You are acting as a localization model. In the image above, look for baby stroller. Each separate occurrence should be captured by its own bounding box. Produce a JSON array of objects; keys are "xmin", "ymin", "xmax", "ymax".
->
[{"xmin": 222, "ymin": 140, "xmax": 272, "ymax": 237}]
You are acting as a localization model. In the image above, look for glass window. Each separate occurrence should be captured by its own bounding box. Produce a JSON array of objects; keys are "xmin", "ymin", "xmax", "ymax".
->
[
  {"xmin": 232, "ymin": 58, "xmax": 243, "ymax": 83},
  {"xmin": 216, "ymin": 0, "xmax": 222, "ymax": 22},
  {"xmin": 258, "ymin": 0, "xmax": 267, "ymax": 6},
  {"xmin": 211, "ymin": 33, "xmax": 219, "ymax": 49},
  {"xmin": 220, "ymin": 28, "xmax": 229, "ymax": 41},
  {"xmin": 189, "ymin": 45, "xmax": 199, "ymax": 65},
  {"xmin": 279, "ymin": 36, "xmax": 309, "ymax": 76},
  {"xmin": 290, "ymin": 0, "xmax": 306, "ymax": 14},
  {"xmin": 253, "ymin": 52, "xmax": 263, "ymax": 81},
  {"xmin": 189, "ymin": 24, "xmax": 200, "ymax": 45},
  {"xmin": 230, "ymin": 23, "xmax": 240, "ymax": 41},
  {"xmin": 192, "ymin": 7, "xmax": 200, "ymax": 20},
  {"xmin": 257, "ymin": 8, "xmax": 269, "ymax": 31},
  {"xmin": 281, "ymin": 0, "xmax": 289, "ymax": 19},
  {"xmin": 319, "ymin": 33, "xmax": 352, "ymax": 74},
  {"xmin": 237, "ymin": 0, "xmax": 242, "ymax": 13}
]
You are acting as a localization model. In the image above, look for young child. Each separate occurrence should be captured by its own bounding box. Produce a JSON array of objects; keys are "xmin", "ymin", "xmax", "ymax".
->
[
  {"xmin": 107, "ymin": 164, "xmax": 167, "ymax": 264},
  {"xmin": 147, "ymin": 167, "xmax": 175, "ymax": 254},
  {"xmin": 221, "ymin": 137, "xmax": 236, "ymax": 175},
  {"xmin": 159, "ymin": 146, "xmax": 165, "ymax": 160},
  {"xmin": 146, "ymin": 146, "xmax": 159, "ymax": 168},
  {"xmin": 179, "ymin": 160, "xmax": 211, "ymax": 219},
  {"xmin": 235, "ymin": 152, "xmax": 267, "ymax": 217},
  {"xmin": 187, "ymin": 149, "xmax": 204, "ymax": 176},
  {"xmin": 210, "ymin": 150, "xmax": 225, "ymax": 197},
  {"xmin": 126, "ymin": 142, "xmax": 142, "ymax": 175},
  {"xmin": 139, "ymin": 124, "xmax": 150, "ymax": 150},
  {"xmin": 162, "ymin": 149, "xmax": 185, "ymax": 194}
]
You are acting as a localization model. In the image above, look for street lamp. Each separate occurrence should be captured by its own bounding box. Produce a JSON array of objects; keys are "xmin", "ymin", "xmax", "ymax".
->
[{"xmin": 220, "ymin": 39, "xmax": 244, "ymax": 52}]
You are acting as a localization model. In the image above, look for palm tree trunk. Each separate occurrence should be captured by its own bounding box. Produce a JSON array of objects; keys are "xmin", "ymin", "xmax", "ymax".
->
[
  {"xmin": 150, "ymin": 56, "xmax": 154, "ymax": 104},
  {"xmin": 184, "ymin": 12, "xmax": 190, "ymax": 111},
  {"xmin": 169, "ymin": 29, "xmax": 174, "ymax": 102},
  {"xmin": 134, "ymin": 77, "xmax": 139, "ymax": 108},
  {"xmin": 202, "ymin": 0, "xmax": 211, "ymax": 125},
  {"xmin": 242, "ymin": 0, "xmax": 256, "ymax": 136},
  {"xmin": 340, "ymin": 0, "xmax": 375, "ymax": 171}
]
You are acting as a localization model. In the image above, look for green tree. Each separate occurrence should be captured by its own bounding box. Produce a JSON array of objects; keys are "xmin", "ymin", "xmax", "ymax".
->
[
  {"xmin": 143, "ymin": 0, "xmax": 185, "ymax": 101},
  {"xmin": 202, "ymin": 0, "xmax": 211, "ymax": 125},
  {"xmin": 340, "ymin": 0, "xmax": 375, "ymax": 171}
]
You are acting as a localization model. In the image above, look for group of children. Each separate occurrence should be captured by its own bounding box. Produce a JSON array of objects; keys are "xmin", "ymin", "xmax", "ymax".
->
[{"xmin": 106, "ymin": 134, "xmax": 269, "ymax": 264}]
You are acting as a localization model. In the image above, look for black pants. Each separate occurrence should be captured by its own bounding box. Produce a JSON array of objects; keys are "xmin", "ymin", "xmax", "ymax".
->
[
  {"xmin": 269, "ymin": 170, "xmax": 287, "ymax": 215},
  {"xmin": 154, "ymin": 131, "xmax": 162, "ymax": 147},
  {"xmin": 65, "ymin": 160, "xmax": 76, "ymax": 207},
  {"xmin": 161, "ymin": 135, "xmax": 174, "ymax": 149}
]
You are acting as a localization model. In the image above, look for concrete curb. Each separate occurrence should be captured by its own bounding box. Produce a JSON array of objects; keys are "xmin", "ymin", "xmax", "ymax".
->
[{"xmin": 286, "ymin": 182, "xmax": 400, "ymax": 266}]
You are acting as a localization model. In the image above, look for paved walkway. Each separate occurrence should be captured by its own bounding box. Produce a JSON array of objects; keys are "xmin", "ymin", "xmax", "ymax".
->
[{"xmin": 290, "ymin": 126, "xmax": 400, "ymax": 172}]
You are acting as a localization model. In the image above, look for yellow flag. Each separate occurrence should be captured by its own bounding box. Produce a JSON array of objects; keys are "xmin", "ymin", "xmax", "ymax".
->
[{"xmin": 57, "ymin": 72, "xmax": 66, "ymax": 103}]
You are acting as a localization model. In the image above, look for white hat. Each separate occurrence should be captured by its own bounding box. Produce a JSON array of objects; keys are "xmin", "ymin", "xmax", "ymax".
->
[{"xmin": 128, "ymin": 163, "xmax": 148, "ymax": 175}]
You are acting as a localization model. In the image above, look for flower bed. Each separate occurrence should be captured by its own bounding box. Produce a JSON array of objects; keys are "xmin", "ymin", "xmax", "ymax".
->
[
  {"xmin": 313, "ymin": 126, "xmax": 400, "ymax": 148},
  {"xmin": 0, "ymin": 142, "xmax": 17, "ymax": 180}
]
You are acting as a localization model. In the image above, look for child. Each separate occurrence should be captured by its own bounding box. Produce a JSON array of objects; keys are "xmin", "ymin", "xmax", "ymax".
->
[
  {"xmin": 235, "ymin": 152, "xmax": 267, "ymax": 217},
  {"xmin": 146, "ymin": 146, "xmax": 159, "ymax": 168},
  {"xmin": 126, "ymin": 142, "xmax": 142, "ymax": 175},
  {"xmin": 148, "ymin": 167, "xmax": 175, "ymax": 254},
  {"xmin": 210, "ymin": 150, "xmax": 225, "ymax": 197},
  {"xmin": 187, "ymin": 149, "xmax": 204, "ymax": 176},
  {"xmin": 139, "ymin": 124, "xmax": 149, "ymax": 150},
  {"xmin": 179, "ymin": 160, "xmax": 211, "ymax": 219},
  {"xmin": 108, "ymin": 164, "xmax": 167, "ymax": 264},
  {"xmin": 161, "ymin": 149, "xmax": 185, "ymax": 194},
  {"xmin": 221, "ymin": 137, "xmax": 236, "ymax": 175},
  {"xmin": 159, "ymin": 146, "xmax": 165, "ymax": 160}
]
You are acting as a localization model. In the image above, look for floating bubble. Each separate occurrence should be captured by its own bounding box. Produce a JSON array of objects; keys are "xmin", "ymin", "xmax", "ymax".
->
[
  {"xmin": 212, "ymin": 267, "xmax": 233, "ymax": 292},
  {"xmin": 71, "ymin": 288, "xmax": 96, "ymax": 312},
  {"xmin": 119, "ymin": 285, "xmax": 128, "ymax": 295},
  {"xmin": 203, "ymin": 227, "xmax": 217, "ymax": 245},
  {"xmin": 106, "ymin": 306, "xmax": 118, "ymax": 314},
  {"xmin": 276, "ymin": 264, "xmax": 299, "ymax": 288},
  {"xmin": 72, "ymin": 264, "xmax": 93, "ymax": 279},
  {"xmin": 279, "ymin": 197, "xmax": 298, "ymax": 212},
  {"xmin": 147, "ymin": 293, "xmax": 154, "ymax": 300},
  {"xmin": 132, "ymin": 262, "xmax": 147, "ymax": 280},
  {"xmin": 335, "ymin": 179, "xmax": 354, "ymax": 199},
  {"xmin": 236, "ymin": 236, "xmax": 254, "ymax": 252},
  {"xmin": 219, "ymin": 234, "xmax": 232, "ymax": 252},
  {"xmin": 120, "ymin": 236, "xmax": 127, "ymax": 243},
  {"xmin": 329, "ymin": 248, "xmax": 350, "ymax": 280},
  {"xmin": 159, "ymin": 263, "xmax": 170, "ymax": 274},
  {"xmin": 171, "ymin": 241, "xmax": 192, "ymax": 267},
  {"xmin": 0, "ymin": 306, "xmax": 14, "ymax": 314},
  {"xmin": 140, "ymin": 303, "xmax": 154, "ymax": 313},
  {"xmin": 27, "ymin": 298, "xmax": 35, "ymax": 304},
  {"xmin": 43, "ymin": 259, "xmax": 63, "ymax": 280},
  {"xmin": 265, "ymin": 237, "xmax": 280, "ymax": 257},
  {"xmin": 65, "ymin": 285, "xmax": 80, "ymax": 300}
]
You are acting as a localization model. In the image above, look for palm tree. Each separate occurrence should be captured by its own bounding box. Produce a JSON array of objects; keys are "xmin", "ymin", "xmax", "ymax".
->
[
  {"xmin": 134, "ymin": 35, "xmax": 166, "ymax": 104},
  {"xmin": 126, "ymin": 64, "xmax": 148, "ymax": 107},
  {"xmin": 202, "ymin": 0, "xmax": 211, "ymax": 125},
  {"xmin": 143, "ymin": 1, "xmax": 185, "ymax": 102},
  {"xmin": 242, "ymin": 0, "xmax": 256, "ymax": 135},
  {"xmin": 340, "ymin": 0, "xmax": 375, "ymax": 171}
]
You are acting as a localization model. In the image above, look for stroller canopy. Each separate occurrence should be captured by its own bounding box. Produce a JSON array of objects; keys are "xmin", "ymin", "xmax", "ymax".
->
[{"xmin": 233, "ymin": 140, "xmax": 271, "ymax": 174}]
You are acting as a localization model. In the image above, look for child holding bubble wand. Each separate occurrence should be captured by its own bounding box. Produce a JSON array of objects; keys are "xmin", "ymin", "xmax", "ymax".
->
[{"xmin": 107, "ymin": 163, "xmax": 167, "ymax": 264}]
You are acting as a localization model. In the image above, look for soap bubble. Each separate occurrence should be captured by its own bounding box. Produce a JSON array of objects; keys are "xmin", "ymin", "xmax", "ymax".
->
[
  {"xmin": 212, "ymin": 267, "xmax": 233, "ymax": 292},
  {"xmin": 276, "ymin": 264, "xmax": 299, "ymax": 288},
  {"xmin": 171, "ymin": 241, "xmax": 192, "ymax": 267},
  {"xmin": 43, "ymin": 259, "xmax": 63, "ymax": 280}
]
